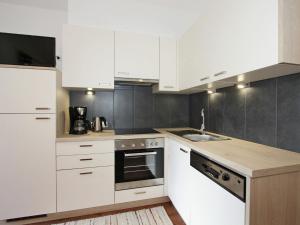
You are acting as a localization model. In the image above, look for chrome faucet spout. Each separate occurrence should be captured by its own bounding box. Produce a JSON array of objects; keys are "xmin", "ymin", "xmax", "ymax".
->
[{"xmin": 200, "ymin": 108, "xmax": 205, "ymax": 132}]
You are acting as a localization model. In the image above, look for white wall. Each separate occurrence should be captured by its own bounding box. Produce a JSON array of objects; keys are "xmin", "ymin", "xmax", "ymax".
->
[
  {"xmin": 68, "ymin": 0, "xmax": 202, "ymax": 38},
  {"xmin": 0, "ymin": 2, "xmax": 67, "ymax": 70}
]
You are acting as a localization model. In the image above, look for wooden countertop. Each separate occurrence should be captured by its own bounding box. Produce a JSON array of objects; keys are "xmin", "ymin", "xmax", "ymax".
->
[{"xmin": 56, "ymin": 128, "xmax": 300, "ymax": 178}]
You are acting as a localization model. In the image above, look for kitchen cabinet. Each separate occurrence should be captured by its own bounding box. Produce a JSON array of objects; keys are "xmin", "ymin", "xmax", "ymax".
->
[
  {"xmin": 56, "ymin": 153, "xmax": 114, "ymax": 170},
  {"xmin": 154, "ymin": 37, "xmax": 178, "ymax": 92},
  {"xmin": 167, "ymin": 139, "xmax": 191, "ymax": 224},
  {"xmin": 56, "ymin": 140, "xmax": 114, "ymax": 156},
  {"xmin": 62, "ymin": 25, "xmax": 114, "ymax": 89},
  {"xmin": 115, "ymin": 31, "xmax": 159, "ymax": 80},
  {"xmin": 0, "ymin": 67, "xmax": 56, "ymax": 113},
  {"xmin": 57, "ymin": 166, "xmax": 114, "ymax": 212},
  {"xmin": 115, "ymin": 186, "xmax": 164, "ymax": 204},
  {"xmin": 56, "ymin": 140, "xmax": 115, "ymax": 212},
  {"xmin": 179, "ymin": 0, "xmax": 300, "ymax": 91},
  {"xmin": 0, "ymin": 114, "xmax": 56, "ymax": 220}
]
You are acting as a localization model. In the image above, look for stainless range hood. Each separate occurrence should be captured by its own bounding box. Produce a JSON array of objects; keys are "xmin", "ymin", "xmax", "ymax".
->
[{"xmin": 114, "ymin": 77, "xmax": 159, "ymax": 86}]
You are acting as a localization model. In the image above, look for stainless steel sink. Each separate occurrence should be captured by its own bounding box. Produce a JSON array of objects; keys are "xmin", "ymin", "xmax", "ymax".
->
[{"xmin": 168, "ymin": 130, "xmax": 230, "ymax": 142}]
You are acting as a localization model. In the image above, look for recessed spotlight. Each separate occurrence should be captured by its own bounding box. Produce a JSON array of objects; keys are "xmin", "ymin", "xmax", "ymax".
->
[
  {"xmin": 87, "ymin": 88, "xmax": 93, "ymax": 91},
  {"xmin": 138, "ymin": 79, "xmax": 144, "ymax": 82},
  {"xmin": 207, "ymin": 89, "xmax": 216, "ymax": 94},
  {"xmin": 237, "ymin": 83, "xmax": 249, "ymax": 89},
  {"xmin": 85, "ymin": 90, "xmax": 95, "ymax": 95}
]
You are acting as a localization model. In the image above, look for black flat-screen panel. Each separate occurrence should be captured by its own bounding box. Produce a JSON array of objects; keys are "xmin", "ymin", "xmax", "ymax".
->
[{"xmin": 0, "ymin": 32, "xmax": 56, "ymax": 67}]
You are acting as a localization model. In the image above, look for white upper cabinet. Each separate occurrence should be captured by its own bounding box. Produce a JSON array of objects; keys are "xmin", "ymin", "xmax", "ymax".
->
[
  {"xmin": 62, "ymin": 25, "xmax": 114, "ymax": 89},
  {"xmin": 115, "ymin": 31, "xmax": 159, "ymax": 80},
  {"xmin": 179, "ymin": 0, "xmax": 300, "ymax": 91},
  {"xmin": 0, "ymin": 67, "xmax": 56, "ymax": 114},
  {"xmin": 156, "ymin": 37, "xmax": 178, "ymax": 92}
]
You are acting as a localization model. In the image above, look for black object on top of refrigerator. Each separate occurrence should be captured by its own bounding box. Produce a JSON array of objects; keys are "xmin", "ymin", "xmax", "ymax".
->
[{"xmin": 0, "ymin": 32, "xmax": 56, "ymax": 67}]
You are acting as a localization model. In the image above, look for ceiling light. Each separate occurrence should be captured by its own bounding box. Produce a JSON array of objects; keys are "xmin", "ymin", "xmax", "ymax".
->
[{"xmin": 87, "ymin": 88, "xmax": 93, "ymax": 91}]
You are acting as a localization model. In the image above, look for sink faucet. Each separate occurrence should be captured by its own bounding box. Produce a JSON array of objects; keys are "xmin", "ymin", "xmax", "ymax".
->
[{"xmin": 200, "ymin": 108, "xmax": 205, "ymax": 133}]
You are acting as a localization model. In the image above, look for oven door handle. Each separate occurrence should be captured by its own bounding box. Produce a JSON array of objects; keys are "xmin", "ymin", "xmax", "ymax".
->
[{"xmin": 125, "ymin": 152, "xmax": 157, "ymax": 157}]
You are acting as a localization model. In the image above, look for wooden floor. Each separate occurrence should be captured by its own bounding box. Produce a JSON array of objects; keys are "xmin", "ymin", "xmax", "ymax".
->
[{"xmin": 30, "ymin": 202, "xmax": 186, "ymax": 225}]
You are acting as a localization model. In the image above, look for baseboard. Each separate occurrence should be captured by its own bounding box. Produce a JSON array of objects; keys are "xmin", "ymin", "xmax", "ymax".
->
[{"xmin": 0, "ymin": 196, "xmax": 170, "ymax": 225}]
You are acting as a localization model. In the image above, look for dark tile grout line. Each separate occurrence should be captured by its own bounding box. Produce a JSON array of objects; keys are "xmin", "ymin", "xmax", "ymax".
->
[
  {"xmin": 275, "ymin": 78, "xmax": 278, "ymax": 148},
  {"xmin": 244, "ymin": 88, "xmax": 247, "ymax": 140}
]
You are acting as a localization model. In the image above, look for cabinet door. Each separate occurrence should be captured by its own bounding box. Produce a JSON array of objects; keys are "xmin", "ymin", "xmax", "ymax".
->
[
  {"xmin": 0, "ymin": 68, "xmax": 56, "ymax": 113},
  {"xmin": 168, "ymin": 140, "xmax": 191, "ymax": 224},
  {"xmin": 115, "ymin": 31, "xmax": 159, "ymax": 80},
  {"xmin": 57, "ymin": 166, "xmax": 114, "ymax": 212},
  {"xmin": 179, "ymin": 0, "xmax": 278, "ymax": 90},
  {"xmin": 0, "ymin": 114, "xmax": 56, "ymax": 220},
  {"xmin": 62, "ymin": 25, "xmax": 114, "ymax": 89},
  {"xmin": 158, "ymin": 37, "xmax": 178, "ymax": 91}
]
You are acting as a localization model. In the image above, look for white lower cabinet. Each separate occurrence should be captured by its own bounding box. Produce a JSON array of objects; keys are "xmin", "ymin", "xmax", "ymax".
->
[
  {"xmin": 115, "ymin": 186, "xmax": 164, "ymax": 204},
  {"xmin": 57, "ymin": 166, "xmax": 114, "ymax": 212},
  {"xmin": 167, "ymin": 140, "xmax": 191, "ymax": 224}
]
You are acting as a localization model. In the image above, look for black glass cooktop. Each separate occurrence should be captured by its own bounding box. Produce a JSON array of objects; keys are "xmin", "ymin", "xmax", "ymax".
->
[{"xmin": 114, "ymin": 128, "xmax": 160, "ymax": 135}]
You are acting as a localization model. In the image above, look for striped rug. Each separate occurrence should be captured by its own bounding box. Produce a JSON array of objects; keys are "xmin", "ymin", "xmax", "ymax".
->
[{"xmin": 53, "ymin": 206, "xmax": 174, "ymax": 225}]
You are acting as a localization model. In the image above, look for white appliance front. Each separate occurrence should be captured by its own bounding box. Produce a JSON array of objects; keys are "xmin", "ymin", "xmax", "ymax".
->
[{"xmin": 190, "ymin": 167, "xmax": 246, "ymax": 225}]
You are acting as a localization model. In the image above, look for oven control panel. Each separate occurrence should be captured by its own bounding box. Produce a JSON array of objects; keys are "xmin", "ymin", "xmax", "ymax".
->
[{"xmin": 115, "ymin": 138, "xmax": 164, "ymax": 150}]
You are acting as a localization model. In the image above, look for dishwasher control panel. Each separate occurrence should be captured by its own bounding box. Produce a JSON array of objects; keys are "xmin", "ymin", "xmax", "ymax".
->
[{"xmin": 190, "ymin": 150, "xmax": 246, "ymax": 202}]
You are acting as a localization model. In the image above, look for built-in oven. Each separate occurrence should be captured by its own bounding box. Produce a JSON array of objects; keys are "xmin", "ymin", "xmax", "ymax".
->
[{"xmin": 115, "ymin": 138, "xmax": 164, "ymax": 191}]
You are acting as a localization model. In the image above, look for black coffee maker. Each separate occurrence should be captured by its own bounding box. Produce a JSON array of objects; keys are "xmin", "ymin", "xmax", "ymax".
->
[{"xmin": 69, "ymin": 106, "xmax": 89, "ymax": 135}]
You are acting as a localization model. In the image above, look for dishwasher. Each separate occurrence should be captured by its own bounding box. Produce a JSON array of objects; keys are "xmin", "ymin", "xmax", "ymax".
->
[{"xmin": 190, "ymin": 150, "xmax": 246, "ymax": 225}]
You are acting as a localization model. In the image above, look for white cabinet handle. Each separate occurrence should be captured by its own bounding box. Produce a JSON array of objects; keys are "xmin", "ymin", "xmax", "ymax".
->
[
  {"xmin": 214, "ymin": 71, "xmax": 227, "ymax": 77},
  {"xmin": 163, "ymin": 85, "xmax": 175, "ymax": 89},
  {"xmin": 99, "ymin": 83, "xmax": 112, "ymax": 86},
  {"xmin": 118, "ymin": 72, "xmax": 130, "ymax": 76},
  {"xmin": 35, "ymin": 107, "xmax": 51, "ymax": 110},
  {"xmin": 135, "ymin": 191, "xmax": 146, "ymax": 195},
  {"xmin": 35, "ymin": 117, "xmax": 51, "ymax": 120},
  {"xmin": 200, "ymin": 76, "xmax": 210, "ymax": 81}
]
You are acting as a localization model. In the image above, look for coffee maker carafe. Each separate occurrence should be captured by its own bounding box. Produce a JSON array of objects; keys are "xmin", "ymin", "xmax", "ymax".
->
[{"xmin": 69, "ymin": 106, "xmax": 89, "ymax": 135}]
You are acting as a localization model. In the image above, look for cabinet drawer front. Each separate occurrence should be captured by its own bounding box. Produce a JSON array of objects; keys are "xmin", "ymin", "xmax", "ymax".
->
[
  {"xmin": 57, "ymin": 167, "xmax": 114, "ymax": 212},
  {"xmin": 115, "ymin": 185, "xmax": 164, "ymax": 204},
  {"xmin": 56, "ymin": 140, "xmax": 114, "ymax": 156},
  {"xmin": 57, "ymin": 153, "xmax": 114, "ymax": 170}
]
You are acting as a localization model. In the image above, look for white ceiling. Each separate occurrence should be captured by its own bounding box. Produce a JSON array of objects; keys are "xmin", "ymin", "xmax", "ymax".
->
[
  {"xmin": 0, "ymin": 0, "xmax": 203, "ymax": 37},
  {"xmin": 0, "ymin": 0, "xmax": 68, "ymax": 11},
  {"xmin": 68, "ymin": 0, "xmax": 203, "ymax": 37}
]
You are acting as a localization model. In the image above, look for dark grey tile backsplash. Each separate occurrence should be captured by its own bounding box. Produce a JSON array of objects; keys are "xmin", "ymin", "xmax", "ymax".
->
[
  {"xmin": 70, "ymin": 85, "xmax": 190, "ymax": 130},
  {"xmin": 190, "ymin": 73, "xmax": 300, "ymax": 153},
  {"xmin": 70, "ymin": 73, "xmax": 300, "ymax": 153}
]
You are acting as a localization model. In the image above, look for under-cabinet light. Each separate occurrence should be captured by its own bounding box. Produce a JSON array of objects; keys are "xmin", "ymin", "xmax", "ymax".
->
[
  {"xmin": 85, "ymin": 90, "xmax": 95, "ymax": 95},
  {"xmin": 237, "ymin": 83, "xmax": 249, "ymax": 89},
  {"xmin": 207, "ymin": 89, "xmax": 216, "ymax": 94}
]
